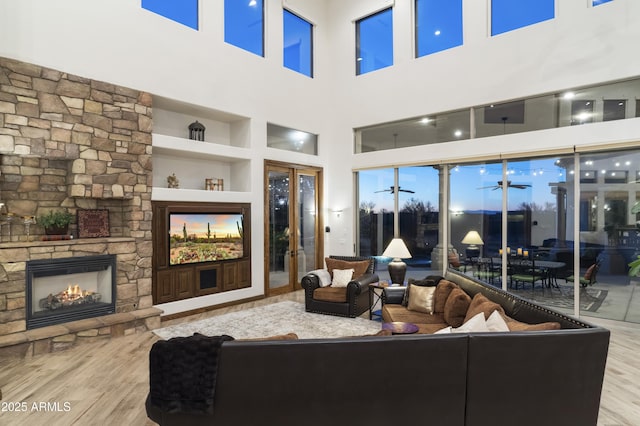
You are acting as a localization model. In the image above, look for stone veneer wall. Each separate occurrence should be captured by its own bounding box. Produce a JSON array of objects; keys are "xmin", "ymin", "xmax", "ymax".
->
[{"xmin": 0, "ymin": 56, "xmax": 156, "ymax": 344}]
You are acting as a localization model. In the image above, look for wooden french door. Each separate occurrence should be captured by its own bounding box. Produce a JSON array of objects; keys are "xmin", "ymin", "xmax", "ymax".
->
[{"xmin": 265, "ymin": 161, "xmax": 323, "ymax": 296}]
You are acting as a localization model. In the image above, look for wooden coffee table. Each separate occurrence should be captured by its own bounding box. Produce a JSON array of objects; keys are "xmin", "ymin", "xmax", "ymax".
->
[{"xmin": 382, "ymin": 321, "xmax": 419, "ymax": 335}]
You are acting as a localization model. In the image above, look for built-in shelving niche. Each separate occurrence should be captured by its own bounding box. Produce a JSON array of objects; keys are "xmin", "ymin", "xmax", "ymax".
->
[{"xmin": 151, "ymin": 96, "xmax": 252, "ymax": 203}]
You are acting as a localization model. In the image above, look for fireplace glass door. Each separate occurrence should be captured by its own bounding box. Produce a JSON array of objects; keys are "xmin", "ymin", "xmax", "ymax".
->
[{"xmin": 26, "ymin": 255, "xmax": 117, "ymax": 329}]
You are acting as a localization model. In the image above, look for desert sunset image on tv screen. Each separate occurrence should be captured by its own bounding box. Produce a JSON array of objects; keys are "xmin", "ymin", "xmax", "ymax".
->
[{"xmin": 169, "ymin": 213, "xmax": 244, "ymax": 265}]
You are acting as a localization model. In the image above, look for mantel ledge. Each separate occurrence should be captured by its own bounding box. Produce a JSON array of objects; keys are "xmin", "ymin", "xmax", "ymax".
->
[{"xmin": 0, "ymin": 237, "xmax": 136, "ymax": 250}]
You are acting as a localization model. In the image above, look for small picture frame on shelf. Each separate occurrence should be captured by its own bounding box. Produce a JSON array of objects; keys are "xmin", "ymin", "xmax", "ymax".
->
[
  {"xmin": 205, "ymin": 178, "xmax": 224, "ymax": 191},
  {"xmin": 77, "ymin": 209, "xmax": 110, "ymax": 238}
]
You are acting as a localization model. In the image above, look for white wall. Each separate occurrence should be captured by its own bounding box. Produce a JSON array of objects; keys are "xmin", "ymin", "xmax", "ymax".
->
[{"xmin": 2, "ymin": 0, "xmax": 640, "ymax": 310}]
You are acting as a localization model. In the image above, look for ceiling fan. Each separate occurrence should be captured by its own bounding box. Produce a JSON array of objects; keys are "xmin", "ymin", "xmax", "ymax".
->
[
  {"xmin": 477, "ymin": 180, "xmax": 531, "ymax": 190},
  {"xmin": 375, "ymin": 186, "xmax": 415, "ymax": 194}
]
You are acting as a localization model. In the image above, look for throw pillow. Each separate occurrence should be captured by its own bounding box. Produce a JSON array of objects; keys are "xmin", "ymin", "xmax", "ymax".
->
[
  {"xmin": 402, "ymin": 277, "xmax": 438, "ymax": 306},
  {"xmin": 453, "ymin": 312, "xmax": 489, "ymax": 333},
  {"xmin": 486, "ymin": 310, "xmax": 510, "ymax": 332},
  {"xmin": 584, "ymin": 263, "xmax": 597, "ymax": 280},
  {"xmin": 464, "ymin": 292, "xmax": 506, "ymax": 323},
  {"xmin": 448, "ymin": 251, "xmax": 461, "ymax": 268},
  {"xmin": 309, "ymin": 269, "xmax": 332, "ymax": 287},
  {"xmin": 237, "ymin": 333, "xmax": 299, "ymax": 341},
  {"xmin": 434, "ymin": 280, "xmax": 459, "ymax": 313},
  {"xmin": 443, "ymin": 287, "xmax": 472, "ymax": 328},
  {"xmin": 407, "ymin": 277, "xmax": 437, "ymax": 287},
  {"xmin": 325, "ymin": 258, "xmax": 370, "ymax": 279},
  {"xmin": 331, "ymin": 268, "xmax": 354, "ymax": 287},
  {"xmin": 406, "ymin": 284, "xmax": 437, "ymax": 314},
  {"xmin": 503, "ymin": 315, "xmax": 562, "ymax": 332}
]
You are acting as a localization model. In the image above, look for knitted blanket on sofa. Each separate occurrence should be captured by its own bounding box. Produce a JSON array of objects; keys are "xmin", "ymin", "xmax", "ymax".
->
[{"xmin": 148, "ymin": 333, "xmax": 234, "ymax": 414}]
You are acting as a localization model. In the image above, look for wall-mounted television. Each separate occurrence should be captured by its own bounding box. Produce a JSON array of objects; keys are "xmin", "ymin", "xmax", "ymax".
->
[{"xmin": 169, "ymin": 212, "xmax": 244, "ymax": 265}]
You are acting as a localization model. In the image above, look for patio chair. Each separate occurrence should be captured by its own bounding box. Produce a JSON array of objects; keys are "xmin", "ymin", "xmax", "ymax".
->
[
  {"xmin": 474, "ymin": 257, "xmax": 501, "ymax": 284},
  {"xmin": 509, "ymin": 258, "xmax": 547, "ymax": 290},
  {"xmin": 566, "ymin": 262, "xmax": 599, "ymax": 288}
]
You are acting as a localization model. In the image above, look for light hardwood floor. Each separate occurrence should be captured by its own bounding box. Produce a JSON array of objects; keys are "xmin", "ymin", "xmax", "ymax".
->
[{"xmin": 0, "ymin": 291, "xmax": 638, "ymax": 426}]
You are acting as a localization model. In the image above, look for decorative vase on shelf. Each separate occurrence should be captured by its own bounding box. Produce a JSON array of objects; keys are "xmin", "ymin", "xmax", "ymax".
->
[
  {"xmin": 188, "ymin": 120, "xmax": 205, "ymax": 141},
  {"xmin": 167, "ymin": 173, "xmax": 180, "ymax": 189}
]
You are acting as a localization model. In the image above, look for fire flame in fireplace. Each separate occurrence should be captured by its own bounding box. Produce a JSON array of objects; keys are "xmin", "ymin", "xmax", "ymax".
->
[
  {"xmin": 39, "ymin": 284, "xmax": 102, "ymax": 311},
  {"xmin": 63, "ymin": 284, "xmax": 93, "ymax": 302}
]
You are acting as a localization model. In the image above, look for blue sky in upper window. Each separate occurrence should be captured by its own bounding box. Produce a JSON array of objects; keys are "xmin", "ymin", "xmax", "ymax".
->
[
  {"xmin": 225, "ymin": 0, "xmax": 264, "ymax": 56},
  {"xmin": 357, "ymin": 8, "xmax": 393, "ymax": 75},
  {"xmin": 415, "ymin": 0, "xmax": 463, "ymax": 57},
  {"xmin": 284, "ymin": 10, "xmax": 313, "ymax": 77},
  {"xmin": 141, "ymin": 0, "xmax": 198, "ymax": 30},
  {"xmin": 491, "ymin": 0, "xmax": 554, "ymax": 36},
  {"xmin": 593, "ymin": 0, "xmax": 613, "ymax": 5}
]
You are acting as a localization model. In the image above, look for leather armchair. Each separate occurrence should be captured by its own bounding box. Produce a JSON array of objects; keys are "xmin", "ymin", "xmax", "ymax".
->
[{"xmin": 301, "ymin": 255, "xmax": 378, "ymax": 318}]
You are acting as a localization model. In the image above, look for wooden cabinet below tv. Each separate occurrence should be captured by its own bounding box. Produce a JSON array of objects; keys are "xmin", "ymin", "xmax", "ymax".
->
[{"xmin": 152, "ymin": 201, "xmax": 251, "ymax": 304}]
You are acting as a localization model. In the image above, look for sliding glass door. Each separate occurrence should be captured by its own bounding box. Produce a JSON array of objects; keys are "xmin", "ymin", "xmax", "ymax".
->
[
  {"xmin": 356, "ymin": 149, "xmax": 640, "ymax": 323},
  {"xmin": 356, "ymin": 166, "xmax": 438, "ymax": 283}
]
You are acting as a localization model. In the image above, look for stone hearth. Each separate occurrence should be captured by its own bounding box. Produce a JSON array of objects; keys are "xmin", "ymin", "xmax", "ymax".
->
[{"xmin": 0, "ymin": 57, "xmax": 160, "ymax": 357}]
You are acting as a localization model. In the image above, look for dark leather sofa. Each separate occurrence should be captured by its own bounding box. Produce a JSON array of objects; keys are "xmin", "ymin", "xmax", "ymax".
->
[{"xmin": 146, "ymin": 268, "xmax": 610, "ymax": 426}]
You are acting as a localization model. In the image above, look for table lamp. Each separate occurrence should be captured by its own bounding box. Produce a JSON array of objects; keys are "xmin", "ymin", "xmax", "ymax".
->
[
  {"xmin": 382, "ymin": 238, "xmax": 412, "ymax": 285},
  {"xmin": 461, "ymin": 230, "xmax": 484, "ymax": 258}
]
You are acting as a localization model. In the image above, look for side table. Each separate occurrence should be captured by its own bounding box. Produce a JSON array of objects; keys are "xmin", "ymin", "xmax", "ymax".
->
[
  {"xmin": 369, "ymin": 282, "xmax": 403, "ymax": 320},
  {"xmin": 368, "ymin": 281, "xmax": 388, "ymax": 320}
]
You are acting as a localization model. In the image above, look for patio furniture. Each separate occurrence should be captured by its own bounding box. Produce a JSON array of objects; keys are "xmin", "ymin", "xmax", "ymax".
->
[
  {"xmin": 509, "ymin": 259, "xmax": 547, "ymax": 290},
  {"xmin": 566, "ymin": 262, "xmax": 600, "ymax": 288}
]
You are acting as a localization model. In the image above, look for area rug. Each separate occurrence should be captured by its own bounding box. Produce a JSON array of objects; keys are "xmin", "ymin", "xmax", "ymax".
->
[
  {"xmin": 509, "ymin": 285, "xmax": 608, "ymax": 313},
  {"xmin": 153, "ymin": 301, "xmax": 381, "ymax": 340}
]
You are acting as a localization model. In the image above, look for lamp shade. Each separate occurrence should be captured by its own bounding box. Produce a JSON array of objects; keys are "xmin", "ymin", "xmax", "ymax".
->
[
  {"xmin": 461, "ymin": 231, "xmax": 484, "ymax": 246},
  {"xmin": 382, "ymin": 238, "xmax": 412, "ymax": 259}
]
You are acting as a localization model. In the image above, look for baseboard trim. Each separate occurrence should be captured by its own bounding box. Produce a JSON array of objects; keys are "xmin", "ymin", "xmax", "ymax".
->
[{"xmin": 160, "ymin": 295, "xmax": 265, "ymax": 322}]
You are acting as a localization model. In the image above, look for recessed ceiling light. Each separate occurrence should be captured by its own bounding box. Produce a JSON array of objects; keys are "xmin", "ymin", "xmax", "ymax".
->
[{"xmin": 563, "ymin": 92, "xmax": 576, "ymax": 99}]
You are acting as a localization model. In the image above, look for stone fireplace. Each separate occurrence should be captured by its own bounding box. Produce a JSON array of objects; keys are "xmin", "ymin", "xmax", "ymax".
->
[
  {"xmin": 26, "ymin": 255, "xmax": 117, "ymax": 329},
  {"xmin": 0, "ymin": 56, "xmax": 160, "ymax": 357}
]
